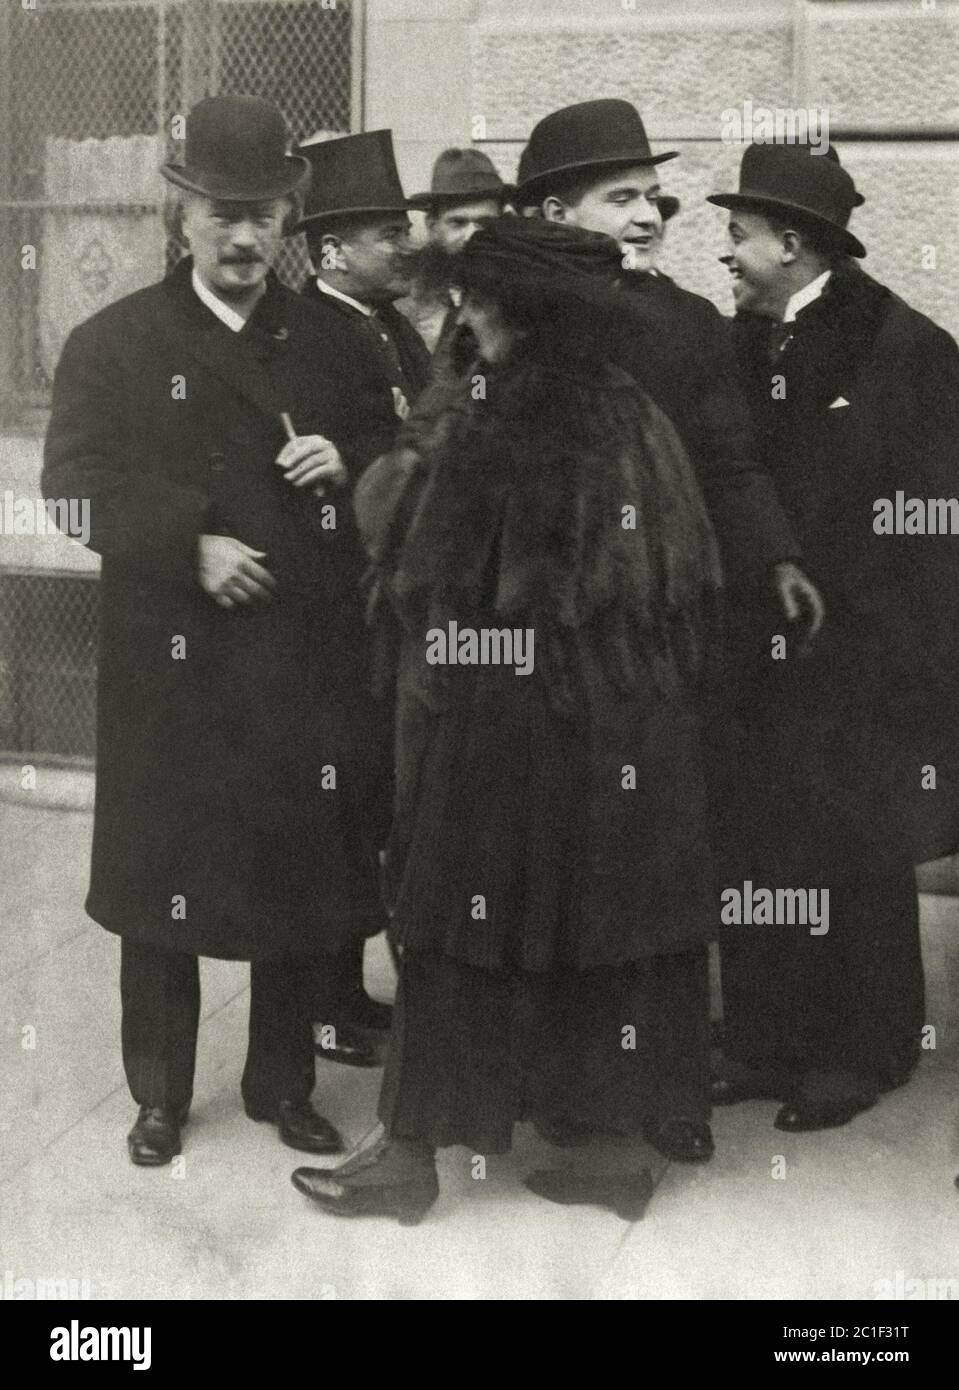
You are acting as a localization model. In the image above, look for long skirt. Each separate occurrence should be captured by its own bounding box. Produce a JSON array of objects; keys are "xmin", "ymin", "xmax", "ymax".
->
[{"xmin": 378, "ymin": 945, "xmax": 711, "ymax": 1154}]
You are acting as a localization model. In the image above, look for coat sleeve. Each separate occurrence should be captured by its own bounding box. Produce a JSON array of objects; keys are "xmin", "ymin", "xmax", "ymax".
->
[
  {"xmin": 42, "ymin": 311, "xmax": 210, "ymax": 584},
  {"xmin": 693, "ymin": 303, "xmax": 801, "ymax": 587}
]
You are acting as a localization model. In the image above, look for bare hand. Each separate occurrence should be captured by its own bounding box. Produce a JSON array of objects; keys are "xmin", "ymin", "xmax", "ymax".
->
[
  {"xmin": 275, "ymin": 434, "xmax": 348, "ymax": 497},
  {"xmin": 198, "ymin": 535, "xmax": 277, "ymax": 609},
  {"xmin": 771, "ymin": 561, "xmax": 825, "ymax": 653}
]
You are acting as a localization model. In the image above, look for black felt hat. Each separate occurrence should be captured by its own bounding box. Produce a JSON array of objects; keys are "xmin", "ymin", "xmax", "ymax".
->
[
  {"xmin": 516, "ymin": 99, "xmax": 678, "ymax": 200},
  {"xmin": 707, "ymin": 143, "xmax": 866, "ymax": 258},
  {"xmin": 160, "ymin": 95, "xmax": 308, "ymax": 201}
]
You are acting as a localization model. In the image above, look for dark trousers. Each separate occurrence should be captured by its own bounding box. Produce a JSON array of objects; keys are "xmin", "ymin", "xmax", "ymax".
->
[
  {"xmin": 310, "ymin": 939, "xmax": 368, "ymax": 1020},
  {"xmin": 719, "ymin": 856, "xmax": 924, "ymax": 1089},
  {"xmin": 380, "ymin": 946, "xmax": 711, "ymax": 1154},
  {"xmin": 120, "ymin": 939, "xmax": 316, "ymax": 1115}
]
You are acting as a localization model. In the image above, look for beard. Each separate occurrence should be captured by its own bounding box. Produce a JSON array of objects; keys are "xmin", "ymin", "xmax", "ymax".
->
[{"xmin": 407, "ymin": 239, "xmax": 462, "ymax": 300}]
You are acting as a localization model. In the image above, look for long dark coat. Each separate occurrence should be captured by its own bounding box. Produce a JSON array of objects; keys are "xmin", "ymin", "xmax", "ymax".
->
[
  {"xmin": 299, "ymin": 278, "xmax": 432, "ymax": 406},
  {"xmin": 355, "ymin": 353, "xmax": 722, "ymax": 972},
  {"xmin": 42, "ymin": 258, "xmax": 400, "ymax": 959},
  {"xmin": 618, "ymin": 270, "xmax": 799, "ymax": 586},
  {"xmin": 715, "ymin": 261, "xmax": 959, "ymax": 872}
]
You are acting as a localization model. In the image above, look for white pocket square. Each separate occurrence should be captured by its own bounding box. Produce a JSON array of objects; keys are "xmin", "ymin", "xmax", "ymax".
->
[{"xmin": 828, "ymin": 396, "xmax": 850, "ymax": 409}]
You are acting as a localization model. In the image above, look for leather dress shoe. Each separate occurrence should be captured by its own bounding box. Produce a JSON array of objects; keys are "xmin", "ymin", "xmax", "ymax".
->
[
  {"xmin": 774, "ymin": 1094, "xmax": 875, "ymax": 1133},
  {"xmin": 127, "ymin": 1105, "xmax": 188, "ymax": 1167},
  {"xmin": 246, "ymin": 1099, "xmax": 344, "ymax": 1155},
  {"xmin": 642, "ymin": 1116, "xmax": 715, "ymax": 1163},
  {"xmin": 291, "ymin": 1145, "xmax": 439, "ymax": 1226},
  {"xmin": 314, "ymin": 1020, "xmax": 385, "ymax": 1068},
  {"xmin": 525, "ymin": 1167, "xmax": 654, "ymax": 1221}
]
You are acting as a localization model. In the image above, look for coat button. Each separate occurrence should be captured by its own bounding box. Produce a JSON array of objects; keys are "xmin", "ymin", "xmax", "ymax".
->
[{"xmin": 209, "ymin": 451, "xmax": 226, "ymax": 475}]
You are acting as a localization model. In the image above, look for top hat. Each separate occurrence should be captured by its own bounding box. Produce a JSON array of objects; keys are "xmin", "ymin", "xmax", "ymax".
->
[
  {"xmin": 294, "ymin": 129, "xmax": 414, "ymax": 230},
  {"xmin": 407, "ymin": 148, "xmax": 507, "ymax": 211},
  {"xmin": 160, "ymin": 95, "xmax": 308, "ymax": 201},
  {"xmin": 516, "ymin": 99, "xmax": 678, "ymax": 200},
  {"xmin": 707, "ymin": 143, "xmax": 866, "ymax": 258}
]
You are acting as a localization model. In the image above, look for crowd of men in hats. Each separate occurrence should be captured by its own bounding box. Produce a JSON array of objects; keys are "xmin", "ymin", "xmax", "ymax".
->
[{"xmin": 42, "ymin": 89, "xmax": 959, "ymax": 1221}]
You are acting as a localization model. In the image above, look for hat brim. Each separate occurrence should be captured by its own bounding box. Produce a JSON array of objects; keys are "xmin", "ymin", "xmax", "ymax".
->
[
  {"xmin": 294, "ymin": 201, "xmax": 417, "ymax": 233},
  {"xmin": 516, "ymin": 149, "xmax": 679, "ymax": 201},
  {"xmin": 707, "ymin": 191, "xmax": 865, "ymax": 258},
  {"xmin": 160, "ymin": 155, "xmax": 309, "ymax": 203},
  {"xmin": 407, "ymin": 186, "xmax": 509, "ymax": 212}
]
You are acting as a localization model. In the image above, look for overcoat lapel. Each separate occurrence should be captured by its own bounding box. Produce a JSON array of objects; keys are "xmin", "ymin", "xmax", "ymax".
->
[{"xmin": 151, "ymin": 259, "xmax": 292, "ymax": 424}]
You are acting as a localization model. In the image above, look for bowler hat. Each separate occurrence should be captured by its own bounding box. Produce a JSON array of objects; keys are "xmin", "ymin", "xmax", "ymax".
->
[
  {"xmin": 516, "ymin": 99, "xmax": 678, "ymax": 200},
  {"xmin": 295, "ymin": 129, "xmax": 414, "ymax": 230},
  {"xmin": 408, "ymin": 148, "xmax": 507, "ymax": 211},
  {"xmin": 707, "ymin": 143, "xmax": 866, "ymax": 258},
  {"xmin": 160, "ymin": 95, "xmax": 308, "ymax": 201}
]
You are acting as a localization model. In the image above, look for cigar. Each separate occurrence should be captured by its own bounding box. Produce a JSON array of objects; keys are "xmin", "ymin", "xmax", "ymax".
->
[{"xmin": 279, "ymin": 411, "xmax": 297, "ymax": 443}]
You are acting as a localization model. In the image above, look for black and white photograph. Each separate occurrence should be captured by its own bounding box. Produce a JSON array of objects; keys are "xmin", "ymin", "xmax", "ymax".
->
[{"xmin": 1, "ymin": 0, "xmax": 958, "ymax": 1327}]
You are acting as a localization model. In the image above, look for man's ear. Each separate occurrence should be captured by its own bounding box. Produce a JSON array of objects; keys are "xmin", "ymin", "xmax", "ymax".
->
[
  {"xmin": 780, "ymin": 230, "xmax": 801, "ymax": 266},
  {"xmin": 541, "ymin": 196, "xmax": 567, "ymax": 223},
  {"xmin": 317, "ymin": 232, "xmax": 345, "ymax": 273}
]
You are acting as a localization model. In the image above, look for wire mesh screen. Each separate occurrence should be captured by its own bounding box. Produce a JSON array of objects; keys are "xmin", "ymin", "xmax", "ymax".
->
[
  {"xmin": 0, "ymin": 573, "xmax": 99, "ymax": 762},
  {"xmin": 0, "ymin": 0, "xmax": 356, "ymax": 762},
  {"xmin": 0, "ymin": 0, "xmax": 357, "ymax": 412}
]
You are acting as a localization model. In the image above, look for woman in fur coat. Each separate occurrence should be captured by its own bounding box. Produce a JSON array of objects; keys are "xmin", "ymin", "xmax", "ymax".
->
[{"xmin": 292, "ymin": 218, "xmax": 724, "ymax": 1223}]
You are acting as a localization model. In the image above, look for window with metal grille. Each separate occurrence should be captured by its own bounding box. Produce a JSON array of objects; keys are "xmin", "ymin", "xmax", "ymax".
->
[
  {"xmin": 0, "ymin": 0, "xmax": 360, "ymax": 765},
  {"xmin": 0, "ymin": 0, "xmax": 361, "ymax": 421}
]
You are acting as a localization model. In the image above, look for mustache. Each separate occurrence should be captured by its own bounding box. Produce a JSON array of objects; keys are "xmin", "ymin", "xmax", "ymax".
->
[{"xmin": 220, "ymin": 253, "xmax": 264, "ymax": 265}]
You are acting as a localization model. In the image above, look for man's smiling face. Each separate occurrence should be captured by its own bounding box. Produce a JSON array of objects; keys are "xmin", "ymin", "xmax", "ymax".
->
[
  {"xmin": 544, "ymin": 163, "xmax": 665, "ymax": 270},
  {"xmin": 720, "ymin": 209, "xmax": 791, "ymax": 317}
]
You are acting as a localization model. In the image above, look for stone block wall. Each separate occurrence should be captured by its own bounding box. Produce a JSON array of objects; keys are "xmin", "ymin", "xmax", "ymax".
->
[{"xmin": 368, "ymin": 0, "xmax": 959, "ymax": 336}]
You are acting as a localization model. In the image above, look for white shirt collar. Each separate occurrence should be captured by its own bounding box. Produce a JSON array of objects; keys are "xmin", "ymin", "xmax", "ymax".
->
[
  {"xmin": 783, "ymin": 269, "xmax": 831, "ymax": 324},
  {"xmin": 315, "ymin": 277, "xmax": 373, "ymax": 318},
  {"xmin": 190, "ymin": 267, "xmax": 260, "ymax": 333}
]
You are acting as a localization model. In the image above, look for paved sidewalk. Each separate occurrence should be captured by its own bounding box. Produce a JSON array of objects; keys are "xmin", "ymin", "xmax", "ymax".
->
[{"xmin": 2, "ymin": 799, "xmax": 958, "ymax": 1300}]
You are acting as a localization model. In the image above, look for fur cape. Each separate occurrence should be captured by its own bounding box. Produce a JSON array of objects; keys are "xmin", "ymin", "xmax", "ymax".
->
[{"xmin": 363, "ymin": 340, "xmax": 723, "ymax": 715}]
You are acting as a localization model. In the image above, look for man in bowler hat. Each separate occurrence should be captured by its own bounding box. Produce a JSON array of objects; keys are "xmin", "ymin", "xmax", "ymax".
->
[
  {"xmin": 43, "ymin": 96, "xmax": 398, "ymax": 1165},
  {"xmin": 400, "ymin": 147, "xmax": 509, "ymax": 352},
  {"xmin": 517, "ymin": 99, "xmax": 822, "ymax": 630},
  {"xmin": 512, "ymin": 99, "xmax": 824, "ymax": 1162},
  {"xmin": 707, "ymin": 142, "xmax": 959, "ymax": 1131},
  {"xmin": 296, "ymin": 130, "xmax": 431, "ymax": 415}
]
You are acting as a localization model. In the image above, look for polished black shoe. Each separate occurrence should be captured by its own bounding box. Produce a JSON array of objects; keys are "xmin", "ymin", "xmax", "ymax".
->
[
  {"xmin": 246, "ymin": 1099, "xmax": 344, "ymax": 1155},
  {"xmin": 127, "ymin": 1105, "xmax": 187, "ymax": 1167},
  {"xmin": 291, "ymin": 1148, "xmax": 439, "ymax": 1226},
  {"xmin": 774, "ymin": 1094, "xmax": 875, "ymax": 1133},
  {"xmin": 314, "ymin": 1020, "xmax": 385, "ymax": 1068},
  {"xmin": 642, "ymin": 1117, "xmax": 715, "ymax": 1163},
  {"xmin": 525, "ymin": 1168, "xmax": 654, "ymax": 1221},
  {"xmin": 533, "ymin": 1115, "xmax": 595, "ymax": 1149}
]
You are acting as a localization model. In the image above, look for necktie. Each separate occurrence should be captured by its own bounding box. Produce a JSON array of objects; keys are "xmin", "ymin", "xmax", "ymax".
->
[{"xmin": 768, "ymin": 319, "xmax": 795, "ymax": 366}]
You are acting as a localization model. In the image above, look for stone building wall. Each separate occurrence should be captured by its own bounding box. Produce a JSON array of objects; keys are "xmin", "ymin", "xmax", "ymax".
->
[{"xmin": 368, "ymin": 0, "xmax": 959, "ymax": 336}]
